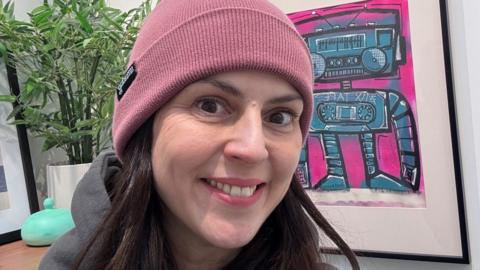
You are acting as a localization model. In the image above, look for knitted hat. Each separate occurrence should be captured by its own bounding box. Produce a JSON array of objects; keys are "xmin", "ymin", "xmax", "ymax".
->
[{"xmin": 112, "ymin": 0, "xmax": 313, "ymax": 161}]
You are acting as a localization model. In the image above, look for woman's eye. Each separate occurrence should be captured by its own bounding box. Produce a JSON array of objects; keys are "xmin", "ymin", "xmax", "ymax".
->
[
  {"xmin": 199, "ymin": 99, "xmax": 218, "ymax": 113},
  {"xmin": 268, "ymin": 111, "xmax": 295, "ymax": 125},
  {"xmin": 195, "ymin": 97, "xmax": 229, "ymax": 115}
]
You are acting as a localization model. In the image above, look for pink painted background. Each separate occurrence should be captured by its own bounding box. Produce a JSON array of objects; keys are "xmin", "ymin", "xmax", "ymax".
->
[{"xmin": 288, "ymin": 0, "xmax": 425, "ymax": 195}]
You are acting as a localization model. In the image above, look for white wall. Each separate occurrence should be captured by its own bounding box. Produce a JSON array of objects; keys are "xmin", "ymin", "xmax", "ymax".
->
[
  {"xmin": 8, "ymin": 0, "xmax": 480, "ymax": 269},
  {"xmin": 12, "ymin": 0, "xmax": 43, "ymax": 21},
  {"xmin": 448, "ymin": 0, "xmax": 480, "ymax": 269}
]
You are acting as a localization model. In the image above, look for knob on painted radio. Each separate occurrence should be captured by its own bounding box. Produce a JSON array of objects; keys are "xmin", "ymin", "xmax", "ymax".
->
[
  {"xmin": 311, "ymin": 53, "xmax": 326, "ymax": 79},
  {"xmin": 362, "ymin": 48, "xmax": 386, "ymax": 72}
]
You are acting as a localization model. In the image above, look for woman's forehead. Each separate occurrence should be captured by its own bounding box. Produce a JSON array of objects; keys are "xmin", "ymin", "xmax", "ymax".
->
[{"xmin": 191, "ymin": 70, "xmax": 303, "ymax": 100}]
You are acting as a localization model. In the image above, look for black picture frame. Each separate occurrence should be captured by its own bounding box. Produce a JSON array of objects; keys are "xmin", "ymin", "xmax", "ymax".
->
[{"xmin": 0, "ymin": 55, "xmax": 39, "ymax": 245}]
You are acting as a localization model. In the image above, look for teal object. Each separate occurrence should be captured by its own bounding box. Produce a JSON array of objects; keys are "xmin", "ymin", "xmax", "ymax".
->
[{"xmin": 21, "ymin": 198, "xmax": 75, "ymax": 246}]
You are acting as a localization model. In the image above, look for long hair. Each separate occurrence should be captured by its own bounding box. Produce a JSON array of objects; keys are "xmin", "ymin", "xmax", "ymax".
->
[{"xmin": 73, "ymin": 116, "xmax": 360, "ymax": 270}]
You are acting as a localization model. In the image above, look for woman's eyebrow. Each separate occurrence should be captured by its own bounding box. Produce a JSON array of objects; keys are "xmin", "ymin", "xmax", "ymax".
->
[
  {"xmin": 199, "ymin": 78, "xmax": 303, "ymax": 105},
  {"xmin": 199, "ymin": 78, "xmax": 243, "ymax": 98},
  {"xmin": 267, "ymin": 95, "xmax": 303, "ymax": 105}
]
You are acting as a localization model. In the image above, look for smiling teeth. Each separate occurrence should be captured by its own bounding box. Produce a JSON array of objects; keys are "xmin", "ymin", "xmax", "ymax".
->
[{"xmin": 206, "ymin": 179, "xmax": 257, "ymax": 197}]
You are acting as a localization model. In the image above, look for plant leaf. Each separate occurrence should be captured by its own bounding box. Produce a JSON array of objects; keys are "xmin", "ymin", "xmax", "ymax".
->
[
  {"xmin": 74, "ymin": 10, "xmax": 93, "ymax": 34},
  {"xmin": 0, "ymin": 42, "xmax": 6, "ymax": 57},
  {"xmin": 43, "ymin": 135, "xmax": 59, "ymax": 151},
  {"xmin": 82, "ymin": 38, "xmax": 92, "ymax": 48},
  {"xmin": 6, "ymin": 105, "xmax": 23, "ymax": 121},
  {"xmin": 29, "ymin": 5, "xmax": 51, "ymax": 24},
  {"xmin": 75, "ymin": 119, "xmax": 95, "ymax": 129},
  {"xmin": 0, "ymin": 95, "xmax": 16, "ymax": 103},
  {"xmin": 47, "ymin": 121, "xmax": 70, "ymax": 133}
]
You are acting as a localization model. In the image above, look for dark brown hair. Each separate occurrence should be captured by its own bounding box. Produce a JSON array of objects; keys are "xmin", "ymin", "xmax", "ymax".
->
[{"xmin": 73, "ymin": 116, "xmax": 359, "ymax": 270}]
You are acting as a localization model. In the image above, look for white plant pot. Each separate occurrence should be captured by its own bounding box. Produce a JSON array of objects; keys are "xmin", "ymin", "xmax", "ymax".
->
[{"xmin": 46, "ymin": 163, "xmax": 91, "ymax": 209}]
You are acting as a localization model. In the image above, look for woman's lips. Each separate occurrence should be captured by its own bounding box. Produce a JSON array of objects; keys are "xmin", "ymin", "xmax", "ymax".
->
[
  {"xmin": 205, "ymin": 177, "xmax": 265, "ymax": 187},
  {"xmin": 201, "ymin": 177, "xmax": 266, "ymax": 207}
]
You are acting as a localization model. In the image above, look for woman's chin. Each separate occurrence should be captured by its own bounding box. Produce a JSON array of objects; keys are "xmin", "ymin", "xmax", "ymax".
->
[{"xmin": 202, "ymin": 222, "xmax": 260, "ymax": 249}]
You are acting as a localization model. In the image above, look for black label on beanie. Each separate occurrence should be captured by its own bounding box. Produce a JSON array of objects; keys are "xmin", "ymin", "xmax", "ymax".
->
[{"xmin": 117, "ymin": 64, "xmax": 137, "ymax": 101}]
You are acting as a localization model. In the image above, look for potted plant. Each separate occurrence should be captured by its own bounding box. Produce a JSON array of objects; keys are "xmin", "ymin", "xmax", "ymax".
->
[{"xmin": 0, "ymin": 0, "xmax": 155, "ymax": 208}]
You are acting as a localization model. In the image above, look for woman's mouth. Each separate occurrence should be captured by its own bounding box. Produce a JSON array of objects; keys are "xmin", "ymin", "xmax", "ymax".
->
[
  {"xmin": 201, "ymin": 178, "xmax": 266, "ymax": 197},
  {"xmin": 200, "ymin": 177, "xmax": 266, "ymax": 207}
]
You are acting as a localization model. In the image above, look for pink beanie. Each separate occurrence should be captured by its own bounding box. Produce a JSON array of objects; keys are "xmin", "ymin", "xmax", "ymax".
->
[{"xmin": 113, "ymin": 0, "xmax": 313, "ymax": 161}]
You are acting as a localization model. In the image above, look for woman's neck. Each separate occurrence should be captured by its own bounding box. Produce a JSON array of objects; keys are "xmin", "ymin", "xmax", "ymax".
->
[{"xmin": 163, "ymin": 211, "xmax": 240, "ymax": 270}]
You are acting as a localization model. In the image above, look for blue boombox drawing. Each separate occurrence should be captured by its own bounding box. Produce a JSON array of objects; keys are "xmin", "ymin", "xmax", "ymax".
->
[
  {"xmin": 303, "ymin": 9, "xmax": 406, "ymax": 82},
  {"xmin": 294, "ymin": 7, "xmax": 421, "ymax": 193}
]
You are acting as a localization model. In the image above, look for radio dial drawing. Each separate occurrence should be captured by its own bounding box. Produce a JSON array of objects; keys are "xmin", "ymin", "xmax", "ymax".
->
[
  {"xmin": 311, "ymin": 53, "xmax": 326, "ymax": 79},
  {"xmin": 362, "ymin": 48, "xmax": 387, "ymax": 72}
]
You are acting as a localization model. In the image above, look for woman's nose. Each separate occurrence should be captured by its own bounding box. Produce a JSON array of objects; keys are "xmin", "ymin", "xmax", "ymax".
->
[{"xmin": 223, "ymin": 109, "xmax": 269, "ymax": 164}]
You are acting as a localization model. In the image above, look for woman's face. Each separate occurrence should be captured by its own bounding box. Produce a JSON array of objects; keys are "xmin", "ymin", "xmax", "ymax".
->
[{"xmin": 151, "ymin": 70, "xmax": 304, "ymax": 251}]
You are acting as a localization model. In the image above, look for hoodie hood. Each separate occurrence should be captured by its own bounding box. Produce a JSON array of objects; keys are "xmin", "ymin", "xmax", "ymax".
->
[{"xmin": 39, "ymin": 150, "xmax": 119, "ymax": 270}]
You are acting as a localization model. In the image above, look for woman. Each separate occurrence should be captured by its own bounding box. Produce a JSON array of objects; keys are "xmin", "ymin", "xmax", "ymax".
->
[{"xmin": 40, "ymin": 0, "xmax": 359, "ymax": 269}]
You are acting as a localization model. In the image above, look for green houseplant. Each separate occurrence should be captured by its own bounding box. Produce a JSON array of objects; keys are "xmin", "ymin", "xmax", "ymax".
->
[{"xmin": 0, "ymin": 0, "xmax": 155, "ymax": 165}]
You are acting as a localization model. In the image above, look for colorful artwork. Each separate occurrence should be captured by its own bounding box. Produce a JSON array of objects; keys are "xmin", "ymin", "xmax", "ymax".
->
[{"xmin": 289, "ymin": 0, "xmax": 425, "ymax": 207}]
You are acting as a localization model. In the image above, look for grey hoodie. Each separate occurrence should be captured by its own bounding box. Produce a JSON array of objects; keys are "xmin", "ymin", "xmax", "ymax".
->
[{"xmin": 39, "ymin": 150, "xmax": 119, "ymax": 270}]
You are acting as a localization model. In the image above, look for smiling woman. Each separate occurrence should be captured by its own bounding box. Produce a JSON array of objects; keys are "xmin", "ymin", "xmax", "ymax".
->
[{"xmin": 39, "ymin": 0, "xmax": 359, "ymax": 269}]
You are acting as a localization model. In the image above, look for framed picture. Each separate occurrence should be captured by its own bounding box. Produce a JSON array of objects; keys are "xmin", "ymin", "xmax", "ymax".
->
[
  {"xmin": 0, "ymin": 55, "xmax": 39, "ymax": 245},
  {"xmin": 281, "ymin": 0, "xmax": 469, "ymax": 263}
]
